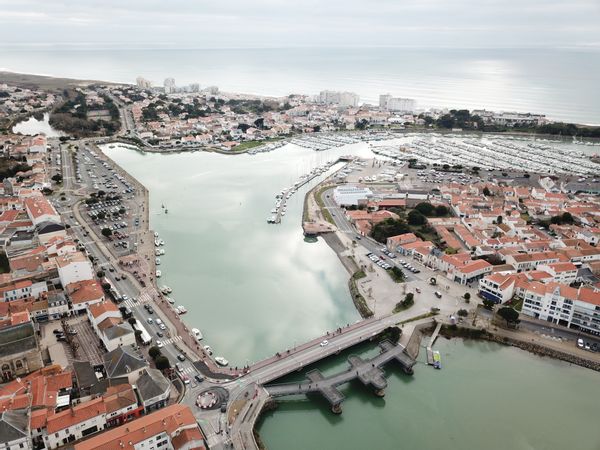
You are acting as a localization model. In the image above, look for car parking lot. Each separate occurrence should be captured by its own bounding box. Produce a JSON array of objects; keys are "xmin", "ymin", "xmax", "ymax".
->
[{"xmin": 73, "ymin": 146, "xmax": 146, "ymax": 257}]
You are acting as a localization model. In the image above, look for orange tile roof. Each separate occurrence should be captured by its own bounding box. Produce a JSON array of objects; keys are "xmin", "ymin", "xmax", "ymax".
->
[
  {"xmin": 74, "ymin": 404, "xmax": 204, "ymax": 450},
  {"xmin": 46, "ymin": 397, "xmax": 107, "ymax": 433},
  {"xmin": 66, "ymin": 280, "xmax": 104, "ymax": 304},
  {"xmin": 88, "ymin": 301, "xmax": 119, "ymax": 319}
]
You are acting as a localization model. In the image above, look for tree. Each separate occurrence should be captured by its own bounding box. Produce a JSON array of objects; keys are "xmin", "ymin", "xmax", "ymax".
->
[
  {"xmin": 148, "ymin": 346, "xmax": 161, "ymax": 360},
  {"xmin": 482, "ymin": 186, "xmax": 491, "ymax": 196},
  {"xmin": 407, "ymin": 210, "xmax": 426, "ymax": 226},
  {"xmin": 415, "ymin": 202, "xmax": 435, "ymax": 217},
  {"xmin": 482, "ymin": 299, "xmax": 496, "ymax": 310},
  {"xmin": 370, "ymin": 218, "xmax": 410, "ymax": 243},
  {"xmin": 457, "ymin": 309, "xmax": 468, "ymax": 317},
  {"xmin": 101, "ymin": 228, "xmax": 112, "ymax": 237},
  {"xmin": 497, "ymin": 307, "xmax": 520, "ymax": 327},
  {"xmin": 51, "ymin": 174, "xmax": 62, "ymax": 183},
  {"xmin": 128, "ymin": 317, "xmax": 137, "ymax": 326},
  {"xmin": 464, "ymin": 292, "xmax": 471, "ymax": 301},
  {"xmin": 403, "ymin": 293, "xmax": 414, "ymax": 307},
  {"xmin": 435, "ymin": 205, "xmax": 449, "ymax": 217},
  {"xmin": 96, "ymin": 270, "xmax": 105, "ymax": 278},
  {"xmin": 155, "ymin": 355, "xmax": 171, "ymax": 370},
  {"xmin": 496, "ymin": 215, "xmax": 503, "ymax": 224}
]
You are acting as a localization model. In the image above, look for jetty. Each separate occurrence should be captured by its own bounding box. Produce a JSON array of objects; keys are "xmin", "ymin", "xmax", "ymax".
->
[{"xmin": 426, "ymin": 322, "xmax": 443, "ymax": 365}]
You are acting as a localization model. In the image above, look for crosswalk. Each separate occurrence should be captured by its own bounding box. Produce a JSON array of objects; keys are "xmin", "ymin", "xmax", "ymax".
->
[
  {"xmin": 121, "ymin": 290, "xmax": 153, "ymax": 308},
  {"xmin": 159, "ymin": 335, "xmax": 182, "ymax": 346},
  {"xmin": 180, "ymin": 365, "xmax": 196, "ymax": 375}
]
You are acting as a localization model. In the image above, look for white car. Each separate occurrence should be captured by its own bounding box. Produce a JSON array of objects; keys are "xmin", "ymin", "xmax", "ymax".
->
[
  {"xmin": 577, "ymin": 338, "xmax": 584, "ymax": 348},
  {"xmin": 156, "ymin": 340, "xmax": 164, "ymax": 348},
  {"xmin": 320, "ymin": 340, "xmax": 329, "ymax": 347}
]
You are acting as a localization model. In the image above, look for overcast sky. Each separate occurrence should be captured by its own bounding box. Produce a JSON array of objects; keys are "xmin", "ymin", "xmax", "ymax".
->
[{"xmin": 0, "ymin": 0, "xmax": 599, "ymax": 49}]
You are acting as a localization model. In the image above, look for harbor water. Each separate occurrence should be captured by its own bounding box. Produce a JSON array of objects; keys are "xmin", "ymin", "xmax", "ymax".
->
[{"xmin": 104, "ymin": 140, "xmax": 600, "ymax": 450}]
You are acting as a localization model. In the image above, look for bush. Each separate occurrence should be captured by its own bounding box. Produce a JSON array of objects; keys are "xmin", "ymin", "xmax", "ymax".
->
[{"xmin": 457, "ymin": 309, "xmax": 468, "ymax": 317}]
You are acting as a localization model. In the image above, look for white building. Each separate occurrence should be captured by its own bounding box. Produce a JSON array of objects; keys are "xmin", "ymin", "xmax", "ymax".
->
[
  {"xmin": 318, "ymin": 90, "xmax": 359, "ymax": 108},
  {"xmin": 55, "ymin": 253, "xmax": 94, "ymax": 287},
  {"xmin": 136, "ymin": 76, "xmax": 152, "ymax": 89},
  {"xmin": 333, "ymin": 185, "xmax": 373, "ymax": 206},
  {"xmin": 379, "ymin": 94, "xmax": 416, "ymax": 112},
  {"xmin": 164, "ymin": 77, "xmax": 176, "ymax": 94}
]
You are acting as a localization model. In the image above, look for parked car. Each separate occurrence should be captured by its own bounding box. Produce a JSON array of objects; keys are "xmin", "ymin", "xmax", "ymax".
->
[
  {"xmin": 435, "ymin": 291, "xmax": 442, "ymax": 298},
  {"xmin": 577, "ymin": 338, "xmax": 584, "ymax": 348}
]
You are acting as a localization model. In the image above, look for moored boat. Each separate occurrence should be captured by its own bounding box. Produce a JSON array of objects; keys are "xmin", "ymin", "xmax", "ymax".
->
[{"xmin": 215, "ymin": 356, "xmax": 228, "ymax": 367}]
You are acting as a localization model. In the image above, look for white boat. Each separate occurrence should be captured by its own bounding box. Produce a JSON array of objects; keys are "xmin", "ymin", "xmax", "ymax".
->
[
  {"xmin": 191, "ymin": 328, "xmax": 203, "ymax": 341},
  {"xmin": 166, "ymin": 297, "xmax": 175, "ymax": 304},
  {"xmin": 215, "ymin": 356, "xmax": 229, "ymax": 367},
  {"xmin": 154, "ymin": 232, "xmax": 159, "ymax": 238},
  {"xmin": 203, "ymin": 345, "xmax": 213, "ymax": 356},
  {"xmin": 155, "ymin": 270, "xmax": 162, "ymax": 277},
  {"xmin": 176, "ymin": 305, "xmax": 187, "ymax": 314},
  {"xmin": 155, "ymin": 258, "xmax": 161, "ymax": 265}
]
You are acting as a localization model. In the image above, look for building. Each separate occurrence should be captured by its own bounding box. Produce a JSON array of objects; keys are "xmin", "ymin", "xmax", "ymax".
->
[
  {"xmin": 88, "ymin": 301, "xmax": 135, "ymax": 352},
  {"xmin": 538, "ymin": 262, "xmax": 578, "ymax": 285},
  {"xmin": 67, "ymin": 280, "xmax": 105, "ymax": 314},
  {"xmin": 103, "ymin": 346, "xmax": 148, "ymax": 384},
  {"xmin": 56, "ymin": 253, "xmax": 94, "ymax": 288},
  {"xmin": 74, "ymin": 404, "xmax": 206, "ymax": 450},
  {"xmin": 318, "ymin": 90, "xmax": 359, "ymax": 107},
  {"xmin": 0, "ymin": 312, "xmax": 43, "ymax": 381},
  {"xmin": 135, "ymin": 77, "xmax": 152, "ymax": 89},
  {"xmin": 44, "ymin": 397, "xmax": 107, "ymax": 449},
  {"xmin": 379, "ymin": 94, "xmax": 416, "ymax": 112},
  {"xmin": 164, "ymin": 78, "xmax": 176, "ymax": 94},
  {"xmin": 24, "ymin": 196, "xmax": 60, "ymax": 226},
  {"xmin": 333, "ymin": 185, "xmax": 373, "ymax": 206},
  {"xmin": 0, "ymin": 409, "xmax": 31, "ymax": 450},
  {"xmin": 136, "ymin": 368, "xmax": 171, "ymax": 412}
]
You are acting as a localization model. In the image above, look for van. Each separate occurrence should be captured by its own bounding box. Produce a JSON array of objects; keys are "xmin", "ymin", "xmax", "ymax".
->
[
  {"xmin": 155, "ymin": 319, "xmax": 163, "ymax": 326},
  {"xmin": 577, "ymin": 338, "xmax": 584, "ymax": 348}
]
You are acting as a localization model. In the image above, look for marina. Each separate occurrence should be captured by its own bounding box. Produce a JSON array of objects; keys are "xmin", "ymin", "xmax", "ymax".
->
[
  {"xmin": 268, "ymin": 160, "xmax": 338, "ymax": 224},
  {"xmin": 370, "ymin": 134, "xmax": 600, "ymax": 175}
]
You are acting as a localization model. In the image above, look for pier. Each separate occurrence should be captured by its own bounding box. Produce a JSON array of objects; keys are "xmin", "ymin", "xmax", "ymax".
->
[
  {"xmin": 426, "ymin": 322, "xmax": 442, "ymax": 365},
  {"xmin": 265, "ymin": 340, "xmax": 415, "ymax": 413}
]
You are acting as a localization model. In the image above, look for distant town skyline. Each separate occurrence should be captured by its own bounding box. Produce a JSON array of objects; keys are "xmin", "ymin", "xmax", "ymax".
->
[{"xmin": 0, "ymin": 0, "xmax": 599, "ymax": 49}]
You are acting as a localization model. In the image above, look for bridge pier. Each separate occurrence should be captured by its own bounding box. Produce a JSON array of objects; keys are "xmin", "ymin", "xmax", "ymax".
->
[
  {"xmin": 331, "ymin": 404, "xmax": 343, "ymax": 414},
  {"xmin": 374, "ymin": 388, "xmax": 385, "ymax": 397}
]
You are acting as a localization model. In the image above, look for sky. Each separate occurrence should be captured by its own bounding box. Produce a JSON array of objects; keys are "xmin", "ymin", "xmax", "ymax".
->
[{"xmin": 0, "ymin": 0, "xmax": 599, "ymax": 49}]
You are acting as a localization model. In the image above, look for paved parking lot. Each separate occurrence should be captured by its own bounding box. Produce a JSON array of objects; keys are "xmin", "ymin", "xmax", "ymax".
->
[{"xmin": 66, "ymin": 317, "xmax": 106, "ymax": 366}]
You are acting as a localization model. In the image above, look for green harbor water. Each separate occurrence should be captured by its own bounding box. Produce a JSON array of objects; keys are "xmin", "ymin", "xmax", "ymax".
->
[{"xmin": 104, "ymin": 143, "xmax": 600, "ymax": 450}]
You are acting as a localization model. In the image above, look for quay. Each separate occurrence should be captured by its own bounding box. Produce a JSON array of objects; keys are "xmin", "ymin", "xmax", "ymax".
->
[{"xmin": 265, "ymin": 340, "xmax": 415, "ymax": 413}]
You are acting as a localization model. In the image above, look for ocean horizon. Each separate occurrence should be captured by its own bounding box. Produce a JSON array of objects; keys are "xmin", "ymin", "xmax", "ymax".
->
[{"xmin": 1, "ymin": 46, "xmax": 599, "ymax": 125}]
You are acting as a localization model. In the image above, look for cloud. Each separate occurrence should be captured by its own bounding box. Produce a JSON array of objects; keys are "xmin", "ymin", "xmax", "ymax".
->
[{"xmin": 0, "ymin": 0, "xmax": 598, "ymax": 48}]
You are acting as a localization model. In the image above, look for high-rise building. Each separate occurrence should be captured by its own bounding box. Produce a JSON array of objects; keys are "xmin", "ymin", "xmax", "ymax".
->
[
  {"xmin": 318, "ymin": 90, "xmax": 359, "ymax": 107},
  {"xmin": 135, "ymin": 77, "xmax": 152, "ymax": 89},
  {"xmin": 379, "ymin": 94, "xmax": 416, "ymax": 112},
  {"xmin": 379, "ymin": 94, "xmax": 392, "ymax": 108},
  {"xmin": 163, "ymin": 78, "xmax": 176, "ymax": 94}
]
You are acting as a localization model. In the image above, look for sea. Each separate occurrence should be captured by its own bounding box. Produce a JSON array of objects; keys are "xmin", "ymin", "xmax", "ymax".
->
[{"xmin": 1, "ymin": 46, "xmax": 599, "ymax": 125}]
